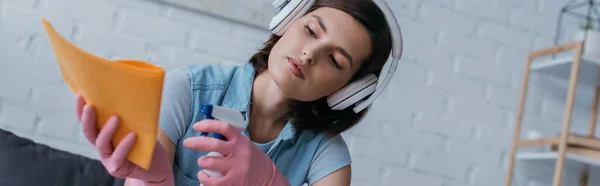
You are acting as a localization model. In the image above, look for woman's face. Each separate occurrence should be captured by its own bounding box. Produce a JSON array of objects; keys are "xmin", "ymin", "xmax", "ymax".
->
[{"xmin": 268, "ymin": 7, "xmax": 373, "ymax": 102}]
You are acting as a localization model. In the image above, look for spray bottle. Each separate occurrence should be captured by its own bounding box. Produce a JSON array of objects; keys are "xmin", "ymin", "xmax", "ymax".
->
[{"xmin": 198, "ymin": 104, "xmax": 247, "ymax": 179}]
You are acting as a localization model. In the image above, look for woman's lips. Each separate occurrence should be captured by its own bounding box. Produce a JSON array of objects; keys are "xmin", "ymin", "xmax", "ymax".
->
[{"xmin": 288, "ymin": 57, "xmax": 304, "ymax": 79}]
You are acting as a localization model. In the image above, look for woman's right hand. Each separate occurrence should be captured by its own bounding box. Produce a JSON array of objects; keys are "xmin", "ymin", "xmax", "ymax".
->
[{"xmin": 75, "ymin": 94, "xmax": 175, "ymax": 186}]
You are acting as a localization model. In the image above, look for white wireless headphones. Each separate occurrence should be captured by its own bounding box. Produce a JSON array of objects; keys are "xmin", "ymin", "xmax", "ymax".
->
[{"xmin": 269, "ymin": 0, "xmax": 403, "ymax": 113}]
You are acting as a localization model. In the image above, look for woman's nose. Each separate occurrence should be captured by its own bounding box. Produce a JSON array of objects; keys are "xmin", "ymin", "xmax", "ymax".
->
[
  {"xmin": 300, "ymin": 42, "xmax": 325, "ymax": 65},
  {"xmin": 301, "ymin": 51, "xmax": 313, "ymax": 65}
]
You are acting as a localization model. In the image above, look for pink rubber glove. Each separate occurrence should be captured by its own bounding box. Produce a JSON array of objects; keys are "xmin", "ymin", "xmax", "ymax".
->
[
  {"xmin": 182, "ymin": 120, "xmax": 291, "ymax": 186},
  {"xmin": 75, "ymin": 94, "xmax": 174, "ymax": 186}
]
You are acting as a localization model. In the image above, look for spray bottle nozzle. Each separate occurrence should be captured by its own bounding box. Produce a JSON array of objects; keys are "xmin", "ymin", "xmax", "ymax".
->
[
  {"xmin": 199, "ymin": 104, "xmax": 246, "ymax": 141},
  {"xmin": 199, "ymin": 104, "xmax": 213, "ymax": 137}
]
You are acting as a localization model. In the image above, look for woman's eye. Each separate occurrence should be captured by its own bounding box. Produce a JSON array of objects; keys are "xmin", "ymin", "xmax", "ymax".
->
[
  {"xmin": 330, "ymin": 55, "xmax": 342, "ymax": 69},
  {"xmin": 305, "ymin": 25, "xmax": 316, "ymax": 38}
]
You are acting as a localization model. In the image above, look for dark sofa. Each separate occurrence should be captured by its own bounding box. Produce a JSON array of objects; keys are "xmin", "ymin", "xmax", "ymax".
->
[{"xmin": 0, "ymin": 128, "xmax": 125, "ymax": 186}]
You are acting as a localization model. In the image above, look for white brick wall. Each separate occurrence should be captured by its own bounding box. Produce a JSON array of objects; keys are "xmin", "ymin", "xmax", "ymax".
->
[{"xmin": 1, "ymin": 0, "xmax": 600, "ymax": 185}]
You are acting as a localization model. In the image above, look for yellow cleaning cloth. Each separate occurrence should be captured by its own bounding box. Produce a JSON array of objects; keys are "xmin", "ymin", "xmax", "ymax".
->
[{"xmin": 41, "ymin": 18, "xmax": 164, "ymax": 170}]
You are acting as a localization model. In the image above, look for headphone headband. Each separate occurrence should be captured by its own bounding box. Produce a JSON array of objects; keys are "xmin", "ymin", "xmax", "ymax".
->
[
  {"xmin": 268, "ymin": 0, "xmax": 403, "ymax": 113},
  {"xmin": 352, "ymin": 0, "xmax": 402, "ymax": 113}
]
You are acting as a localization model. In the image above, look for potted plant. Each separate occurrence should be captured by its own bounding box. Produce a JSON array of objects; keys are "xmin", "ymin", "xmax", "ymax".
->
[{"xmin": 574, "ymin": 22, "xmax": 600, "ymax": 57}]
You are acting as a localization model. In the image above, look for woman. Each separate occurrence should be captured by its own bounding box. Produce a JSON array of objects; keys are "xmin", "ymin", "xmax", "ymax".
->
[{"xmin": 75, "ymin": 0, "xmax": 393, "ymax": 185}]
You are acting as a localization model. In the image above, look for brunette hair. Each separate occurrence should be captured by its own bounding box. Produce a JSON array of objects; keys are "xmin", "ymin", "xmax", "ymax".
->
[{"xmin": 249, "ymin": 0, "xmax": 392, "ymax": 136}]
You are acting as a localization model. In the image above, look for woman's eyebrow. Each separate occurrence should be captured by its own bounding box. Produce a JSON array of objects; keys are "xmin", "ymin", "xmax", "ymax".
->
[{"xmin": 311, "ymin": 15, "xmax": 327, "ymax": 33}]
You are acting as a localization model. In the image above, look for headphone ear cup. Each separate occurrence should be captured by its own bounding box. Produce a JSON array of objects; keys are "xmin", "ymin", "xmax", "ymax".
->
[
  {"xmin": 327, "ymin": 74, "xmax": 378, "ymax": 110},
  {"xmin": 331, "ymin": 83, "xmax": 377, "ymax": 110},
  {"xmin": 269, "ymin": 0, "xmax": 316, "ymax": 36}
]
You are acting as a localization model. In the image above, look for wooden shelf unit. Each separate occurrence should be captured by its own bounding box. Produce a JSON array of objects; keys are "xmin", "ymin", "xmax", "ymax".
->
[{"xmin": 504, "ymin": 41, "xmax": 600, "ymax": 186}]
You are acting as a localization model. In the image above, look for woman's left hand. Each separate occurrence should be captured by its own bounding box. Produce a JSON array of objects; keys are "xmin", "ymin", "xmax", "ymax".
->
[{"xmin": 182, "ymin": 120, "xmax": 291, "ymax": 186}]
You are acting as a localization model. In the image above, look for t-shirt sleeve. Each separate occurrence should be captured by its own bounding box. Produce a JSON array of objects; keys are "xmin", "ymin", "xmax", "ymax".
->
[
  {"xmin": 306, "ymin": 134, "xmax": 352, "ymax": 185},
  {"xmin": 158, "ymin": 67, "xmax": 193, "ymax": 144}
]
